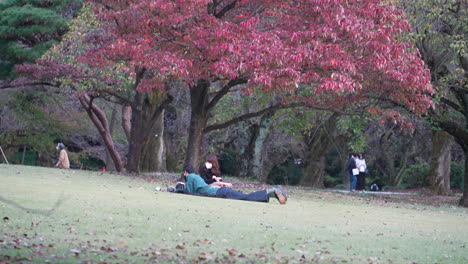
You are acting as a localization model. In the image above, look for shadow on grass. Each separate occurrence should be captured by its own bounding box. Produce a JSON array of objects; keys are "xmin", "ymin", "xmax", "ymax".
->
[{"xmin": 0, "ymin": 192, "xmax": 66, "ymax": 216}]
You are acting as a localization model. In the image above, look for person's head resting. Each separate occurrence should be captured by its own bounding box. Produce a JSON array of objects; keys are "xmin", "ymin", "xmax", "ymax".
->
[
  {"xmin": 56, "ymin": 143, "xmax": 65, "ymax": 151},
  {"xmin": 183, "ymin": 164, "xmax": 195, "ymax": 176}
]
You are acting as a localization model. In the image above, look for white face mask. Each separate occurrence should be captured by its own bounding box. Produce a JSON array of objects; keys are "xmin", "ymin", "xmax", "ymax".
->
[{"xmin": 205, "ymin": 162, "xmax": 213, "ymax": 169}]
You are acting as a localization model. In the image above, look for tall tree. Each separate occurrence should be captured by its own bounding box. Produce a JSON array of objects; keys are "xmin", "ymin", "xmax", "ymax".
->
[
  {"xmin": 400, "ymin": 0, "xmax": 468, "ymax": 206},
  {"xmin": 0, "ymin": 0, "xmax": 82, "ymax": 79},
  {"xmin": 21, "ymin": 0, "xmax": 433, "ymax": 174}
]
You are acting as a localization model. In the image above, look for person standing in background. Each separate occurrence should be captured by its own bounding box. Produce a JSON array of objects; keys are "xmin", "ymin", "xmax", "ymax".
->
[
  {"xmin": 55, "ymin": 143, "xmax": 70, "ymax": 169},
  {"xmin": 355, "ymin": 153, "xmax": 367, "ymax": 192},
  {"xmin": 346, "ymin": 153, "xmax": 357, "ymax": 192}
]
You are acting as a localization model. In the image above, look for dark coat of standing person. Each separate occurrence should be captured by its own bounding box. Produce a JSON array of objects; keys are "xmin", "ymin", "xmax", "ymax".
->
[
  {"xmin": 55, "ymin": 143, "xmax": 70, "ymax": 169},
  {"xmin": 346, "ymin": 153, "xmax": 357, "ymax": 192}
]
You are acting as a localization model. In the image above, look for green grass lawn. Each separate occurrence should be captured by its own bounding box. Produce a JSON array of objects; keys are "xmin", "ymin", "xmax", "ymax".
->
[{"xmin": 1, "ymin": 164, "xmax": 467, "ymax": 263}]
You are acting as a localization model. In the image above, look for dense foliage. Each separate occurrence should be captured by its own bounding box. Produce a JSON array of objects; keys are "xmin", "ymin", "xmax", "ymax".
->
[{"xmin": 0, "ymin": 0, "xmax": 82, "ymax": 79}]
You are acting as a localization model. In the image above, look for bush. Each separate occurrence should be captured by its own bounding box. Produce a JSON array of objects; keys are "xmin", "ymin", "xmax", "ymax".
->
[
  {"xmin": 450, "ymin": 162, "xmax": 464, "ymax": 190},
  {"xmin": 324, "ymin": 173, "xmax": 340, "ymax": 188},
  {"xmin": 401, "ymin": 163, "xmax": 430, "ymax": 188},
  {"xmin": 77, "ymin": 153, "xmax": 105, "ymax": 170},
  {"xmin": 400, "ymin": 162, "xmax": 464, "ymax": 190},
  {"xmin": 323, "ymin": 150, "xmax": 343, "ymax": 187},
  {"xmin": 219, "ymin": 151, "xmax": 238, "ymax": 176},
  {"xmin": 12, "ymin": 149, "xmax": 38, "ymax": 165},
  {"xmin": 267, "ymin": 159, "xmax": 303, "ymax": 185}
]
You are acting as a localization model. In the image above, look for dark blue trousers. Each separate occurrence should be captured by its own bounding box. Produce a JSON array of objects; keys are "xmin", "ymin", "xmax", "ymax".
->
[{"xmin": 216, "ymin": 187, "xmax": 269, "ymax": 202}]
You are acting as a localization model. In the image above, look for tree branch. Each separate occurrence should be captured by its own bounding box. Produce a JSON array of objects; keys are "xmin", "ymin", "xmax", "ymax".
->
[
  {"xmin": 204, "ymin": 102, "xmax": 304, "ymax": 133},
  {"xmin": 440, "ymin": 97, "xmax": 464, "ymax": 115},
  {"xmin": 0, "ymin": 81, "xmax": 59, "ymax": 92},
  {"xmin": 215, "ymin": 0, "xmax": 238, "ymax": 18},
  {"xmin": 206, "ymin": 78, "xmax": 247, "ymax": 112}
]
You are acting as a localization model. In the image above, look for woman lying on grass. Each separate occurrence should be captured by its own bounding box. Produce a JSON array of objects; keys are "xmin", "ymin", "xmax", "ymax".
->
[{"xmin": 182, "ymin": 164, "xmax": 287, "ymax": 204}]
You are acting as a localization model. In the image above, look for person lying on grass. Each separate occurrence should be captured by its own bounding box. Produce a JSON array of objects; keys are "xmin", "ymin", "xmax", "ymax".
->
[
  {"xmin": 182, "ymin": 164, "xmax": 287, "ymax": 204},
  {"xmin": 199, "ymin": 154, "xmax": 233, "ymax": 188}
]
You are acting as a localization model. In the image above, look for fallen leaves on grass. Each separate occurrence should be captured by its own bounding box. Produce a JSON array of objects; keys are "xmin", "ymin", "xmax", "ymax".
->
[{"xmin": 175, "ymin": 244, "xmax": 185, "ymax": 249}]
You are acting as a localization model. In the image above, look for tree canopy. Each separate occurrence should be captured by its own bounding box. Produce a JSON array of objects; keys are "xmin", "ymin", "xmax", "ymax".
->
[
  {"xmin": 0, "ymin": 0, "xmax": 82, "ymax": 79},
  {"xmin": 27, "ymin": 0, "xmax": 433, "ymax": 113}
]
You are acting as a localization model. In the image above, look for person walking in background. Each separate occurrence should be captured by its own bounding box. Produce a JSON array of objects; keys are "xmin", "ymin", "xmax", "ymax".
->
[
  {"xmin": 55, "ymin": 143, "xmax": 70, "ymax": 169},
  {"xmin": 346, "ymin": 153, "xmax": 357, "ymax": 192},
  {"xmin": 355, "ymin": 153, "xmax": 367, "ymax": 192}
]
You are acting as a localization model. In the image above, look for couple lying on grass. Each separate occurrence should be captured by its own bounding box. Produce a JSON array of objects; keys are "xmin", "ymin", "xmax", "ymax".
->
[{"xmin": 181, "ymin": 164, "xmax": 287, "ymax": 204}]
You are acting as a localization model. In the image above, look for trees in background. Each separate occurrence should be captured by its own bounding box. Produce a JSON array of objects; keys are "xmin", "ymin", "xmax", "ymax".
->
[
  {"xmin": 400, "ymin": 0, "xmax": 467, "ymax": 206},
  {"xmin": 7, "ymin": 0, "xmax": 455, "ymax": 205},
  {"xmin": 63, "ymin": 0, "xmax": 431, "ymax": 172},
  {"xmin": 0, "ymin": 0, "xmax": 83, "ymax": 166},
  {"xmin": 0, "ymin": 0, "xmax": 82, "ymax": 79}
]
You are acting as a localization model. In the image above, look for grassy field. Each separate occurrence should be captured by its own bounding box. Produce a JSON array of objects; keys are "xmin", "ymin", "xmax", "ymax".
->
[{"xmin": 1, "ymin": 164, "xmax": 467, "ymax": 263}]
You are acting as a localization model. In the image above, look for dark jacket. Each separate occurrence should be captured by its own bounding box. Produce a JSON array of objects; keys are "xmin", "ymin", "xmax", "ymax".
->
[
  {"xmin": 346, "ymin": 157, "xmax": 356, "ymax": 172},
  {"xmin": 198, "ymin": 164, "xmax": 217, "ymax": 184}
]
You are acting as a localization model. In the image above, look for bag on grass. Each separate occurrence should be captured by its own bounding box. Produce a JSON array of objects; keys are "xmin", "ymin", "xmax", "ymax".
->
[{"xmin": 175, "ymin": 182, "xmax": 185, "ymax": 193}]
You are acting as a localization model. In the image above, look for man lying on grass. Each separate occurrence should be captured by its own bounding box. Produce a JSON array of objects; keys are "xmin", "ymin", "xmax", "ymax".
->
[{"xmin": 182, "ymin": 164, "xmax": 287, "ymax": 204}]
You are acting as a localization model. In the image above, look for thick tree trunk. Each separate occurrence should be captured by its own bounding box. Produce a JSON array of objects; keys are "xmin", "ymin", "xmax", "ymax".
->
[
  {"xmin": 78, "ymin": 94, "xmax": 124, "ymax": 172},
  {"xmin": 237, "ymin": 113, "xmax": 272, "ymax": 180},
  {"xmin": 237, "ymin": 125, "xmax": 253, "ymax": 178},
  {"xmin": 126, "ymin": 92, "xmax": 145, "ymax": 173},
  {"xmin": 429, "ymin": 130, "xmax": 453, "ymax": 195},
  {"xmin": 140, "ymin": 109, "xmax": 166, "ymax": 172},
  {"xmin": 301, "ymin": 113, "xmax": 339, "ymax": 188},
  {"xmin": 126, "ymin": 90, "xmax": 170, "ymax": 173},
  {"xmin": 185, "ymin": 80, "xmax": 210, "ymax": 167},
  {"xmin": 250, "ymin": 114, "xmax": 272, "ymax": 181},
  {"xmin": 122, "ymin": 105, "xmax": 132, "ymax": 143}
]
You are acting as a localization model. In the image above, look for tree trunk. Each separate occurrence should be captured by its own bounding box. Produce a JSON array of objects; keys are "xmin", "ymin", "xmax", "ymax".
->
[
  {"xmin": 301, "ymin": 113, "xmax": 339, "ymax": 188},
  {"xmin": 21, "ymin": 145, "xmax": 26, "ymax": 165},
  {"xmin": 429, "ymin": 130, "xmax": 453, "ymax": 195},
  {"xmin": 126, "ymin": 89, "xmax": 171, "ymax": 173},
  {"xmin": 250, "ymin": 114, "xmax": 272, "ymax": 181},
  {"xmin": 184, "ymin": 80, "xmax": 210, "ymax": 167},
  {"xmin": 237, "ymin": 113, "xmax": 272, "ymax": 180},
  {"xmin": 140, "ymin": 109, "xmax": 166, "ymax": 172},
  {"xmin": 126, "ymin": 92, "xmax": 145, "ymax": 173},
  {"xmin": 78, "ymin": 94, "xmax": 124, "ymax": 172},
  {"xmin": 122, "ymin": 105, "xmax": 132, "ymax": 143},
  {"xmin": 237, "ymin": 124, "xmax": 254, "ymax": 178},
  {"xmin": 105, "ymin": 104, "xmax": 118, "ymax": 171}
]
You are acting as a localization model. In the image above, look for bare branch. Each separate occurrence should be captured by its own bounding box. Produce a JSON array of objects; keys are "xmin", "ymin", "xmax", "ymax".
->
[{"xmin": 206, "ymin": 78, "xmax": 247, "ymax": 112}]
